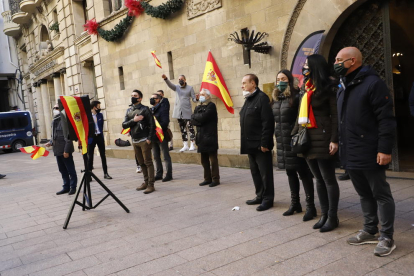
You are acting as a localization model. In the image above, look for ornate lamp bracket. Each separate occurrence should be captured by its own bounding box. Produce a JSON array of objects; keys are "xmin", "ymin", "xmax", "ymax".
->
[{"xmin": 228, "ymin": 28, "xmax": 271, "ymax": 68}]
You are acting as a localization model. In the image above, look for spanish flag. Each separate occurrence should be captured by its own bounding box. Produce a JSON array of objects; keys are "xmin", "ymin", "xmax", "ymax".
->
[
  {"xmin": 121, "ymin": 128, "xmax": 131, "ymax": 135},
  {"xmin": 154, "ymin": 116, "xmax": 164, "ymax": 142},
  {"xmin": 151, "ymin": 51, "xmax": 162, "ymax": 69},
  {"xmin": 20, "ymin": 146, "xmax": 49, "ymax": 160},
  {"xmin": 60, "ymin": 96, "xmax": 89, "ymax": 154},
  {"xmin": 200, "ymin": 51, "xmax": 234, "ymax": 114}
]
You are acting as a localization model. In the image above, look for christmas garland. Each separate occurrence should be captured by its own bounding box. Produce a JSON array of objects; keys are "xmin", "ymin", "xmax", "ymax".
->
[{"xmin": 83, "ymin": 0, "xmax": 184, "ymax": 42}]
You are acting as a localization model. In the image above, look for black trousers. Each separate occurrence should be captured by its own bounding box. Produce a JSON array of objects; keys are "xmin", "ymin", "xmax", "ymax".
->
[
  {"xmin": 56, "ymin": 154, "xmax": 77, "ymax": 190},
  {"xmin": 348, "ymin": 169, "xmax": 395, "ymax": 239},
  {"xmin": 285, "ymin": 157, "xmax": 314, "ymax": 200},
  {"xmin": 248, "ymin": 151, "xmax": 274, "ymax": 205},
  {"xmin": 306, "ymin": 158, "xmax": 340, "ymax": 217},
  {"xmin": 201, "ymin": 151, "xmax": 220, "ymax": 183},
  {"xmin": 88, "ymin": 134, "xmax": 108, "ymax": 174},
  {"xmin": 153, "ymin": 138, "xmax": 172, "ymax": 178}
]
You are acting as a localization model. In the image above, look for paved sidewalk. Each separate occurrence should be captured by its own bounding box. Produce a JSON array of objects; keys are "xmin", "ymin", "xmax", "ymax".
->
[{"xmin": 0, "ymin": 151, "xmax": 413, "ymax": 276}]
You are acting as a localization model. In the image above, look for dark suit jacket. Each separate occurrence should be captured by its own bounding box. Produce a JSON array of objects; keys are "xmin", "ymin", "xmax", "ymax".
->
[{"xmin": 49, "ymin": 115, "xmax": 74, "ymax": 156}]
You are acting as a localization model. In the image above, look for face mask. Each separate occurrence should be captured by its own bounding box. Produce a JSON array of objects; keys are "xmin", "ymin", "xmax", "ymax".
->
[
  {"xmin": 277, "ymin": 81, "xmax": 288, "ymax": 92},
  {"xmin": 149, "ymin": 98, "xmax": 156, "ymax": 105},
  {"xmin": 302, "ymin": 68, "xmax": 310, "ymax": 77},
  {"xmin": 334, "ymin": 58, "xmax": 352, "ymax": 76},
  {"xmin": 243, "ymin": 91, "xmax": 251, "ymax": 98},
  {"xmin": 53, "ymin": 110, "xmax": 60, "ymax": 116},
  {"xmin": 179, "ymin": 80, "xmax": 185, "ymax": 86},
  {"xmin": 131, "ymin": 97, "xmax": 139, "ymax": 104},
  {"xmin": 199, "ymin": 96, "xmax": 206, "ymax": 103},
  {"xmin": 95, "ymin": 108, "xmax": 101, "ymax": 113}
]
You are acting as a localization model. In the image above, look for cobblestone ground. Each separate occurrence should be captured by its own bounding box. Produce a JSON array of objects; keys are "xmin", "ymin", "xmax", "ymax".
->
[{"xmin": 0, "ymin": 151, "xmax": 413, "ymax": 276}]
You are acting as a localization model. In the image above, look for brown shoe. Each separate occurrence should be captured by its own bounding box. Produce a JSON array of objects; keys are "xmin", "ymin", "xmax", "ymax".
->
[
  {"xmin": 143, "ymin": 185, "xmax": 155, "ymax": 194},
  {"xmin": 136, "ymin": 182, "xmax": 148, "ymax": 191}
]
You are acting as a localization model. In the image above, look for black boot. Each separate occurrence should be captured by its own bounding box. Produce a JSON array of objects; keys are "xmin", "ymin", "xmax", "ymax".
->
[
  {"xmin": 303, "ymin": 194, "xmax": 317, "ymax": 221},
  {"xmin": 283, "ymin": 193, "xmax": 302, "ymax": 216},
  {"xmin": 313, "ymin": 214, "xmax": 328, "ymax": 229},
  {"xmin": 320, "ymin": 216, "xmax": 339, "ymax": 232}
]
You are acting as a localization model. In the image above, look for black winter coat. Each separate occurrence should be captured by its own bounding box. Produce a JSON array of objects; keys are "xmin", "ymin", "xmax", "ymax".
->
[
  {"xmin": 122, "ymin": 103, "xmax": 155, "ymax": 141},
  {"xmin": 293, "ymin": 83, "xmax": 338, "ymax": 159},
  {"xmin": 273, "ymin": 93, "xmax": 301, "ymax": 170},
  {"xmin": 240, "ymin": 89, "xmax": 274, "ymax": 154},
  {"xmin": 151, "ymin": 100, "xmax": 170, "ymax": 142},
  {"xmin": 337, "ymin": 66, "xmax": 396, "ymax": 170},
  {"xmin": 49, "ymin": 115, "xmax": 74, "ymax": 156},
  {"xmin": 191, "ymin": 101, "xmax": 218, "ymax": 153}
]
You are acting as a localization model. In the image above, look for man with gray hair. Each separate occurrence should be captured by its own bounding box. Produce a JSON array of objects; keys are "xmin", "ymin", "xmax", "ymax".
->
[{"xmin": 162, "ymin": 74, "xmax": 199, "ymax": 152}]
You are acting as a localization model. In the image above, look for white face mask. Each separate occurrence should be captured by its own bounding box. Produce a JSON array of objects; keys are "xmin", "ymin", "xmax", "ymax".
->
[
  {"xmin": 53, "ymin": 110, "xmax": 60, "ymax": 116},
  {"xmin": 243, "ymin": 91, "xmax": 251, "ymax": 98}
]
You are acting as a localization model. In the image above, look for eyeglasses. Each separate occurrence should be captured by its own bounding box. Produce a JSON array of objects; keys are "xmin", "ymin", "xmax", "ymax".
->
[{"xmin": 54, "ymin": 107, "xmax": 59, "ymax": 110}]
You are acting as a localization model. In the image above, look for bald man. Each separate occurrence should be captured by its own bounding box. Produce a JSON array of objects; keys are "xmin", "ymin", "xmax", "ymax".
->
[{"xmin": 335, "ymin": 47, "xmax": 396, "ymax": 257}]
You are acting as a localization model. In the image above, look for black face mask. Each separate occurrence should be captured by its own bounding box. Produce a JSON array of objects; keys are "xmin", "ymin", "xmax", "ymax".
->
[
  {"xmin": 131, "ymin": 97, "xmax": 139, "ymax": 104},
  {"xmin": 333, "ymin": 58, "xmax": 352, "ymax": 77},
  {"xmin": 149, "ymin": 98, "xmax": 156, "ymax": 105},
  {"xmin": 95, "ymin": 108, "xmax": 101, "ymax": 113},
  {"xmin": 179, "ymin": 80, "xmax": 185, "ymax": 86}
]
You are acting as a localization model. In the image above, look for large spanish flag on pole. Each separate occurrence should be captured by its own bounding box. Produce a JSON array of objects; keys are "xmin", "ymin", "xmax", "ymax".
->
[
  {"xmin": 200, "ymin": 51, "xmax": 234, "ymax": 114},
  {"xmin": 60, "ymin": 96, "xmax": 89, "ymax": 154}
]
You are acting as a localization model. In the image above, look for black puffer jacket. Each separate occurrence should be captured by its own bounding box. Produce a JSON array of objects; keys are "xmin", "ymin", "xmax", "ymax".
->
[
  {"xmin": 292, "ymin": 83, "xmax": 338, "ymax": 159},
  {"xmin": 191, "ymin": 101, "xmax": 218, "ymax": 153},
  {"xmin": 240, "ymin": 89, "xmax": 274, "ymax": 154},
  {"xmin": 337, "ymin": 66, "xmax": 396, "ymax": 170},
  {"xmin": 273, "ymin": 93, "xmax": 300, "ymax": 170}
]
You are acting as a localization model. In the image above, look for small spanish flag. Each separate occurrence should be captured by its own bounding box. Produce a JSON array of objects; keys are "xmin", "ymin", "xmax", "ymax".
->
[
  {"xmin": 20, "ymin": 146, "xmax": 49, "ymax": 160},
  {"xmin": 151, "ymin": 51, "xmax": 162, "ymax": 69},
  {"xmin": 154, "ymin": 116, "xmax": 164, "ymax": 142},
  {"xmin": 60, "ymin": 96, "xmax": 89, "ymax": 155},
  {"xmin": 121, "ymin": 128, "xmax": 131, "ymax": 135}
]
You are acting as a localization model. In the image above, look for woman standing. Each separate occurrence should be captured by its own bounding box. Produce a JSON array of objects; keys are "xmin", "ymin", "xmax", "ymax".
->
[
  {"xmin": 293, "ymin": 54, "xmax": 340, "ymax": 232},
  {"xmin": 273, "ymin": 70, "xmax": 316, "ymax": 221}
]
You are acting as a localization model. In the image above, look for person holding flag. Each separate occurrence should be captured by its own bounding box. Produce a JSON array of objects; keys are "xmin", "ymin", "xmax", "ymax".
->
[
  {"xmin": 45, "ymin": 104, "xmax": 77, "ymax": 195},
  {"xmin": 162, "ymin": 74, "xmax": 199, "ymax": 152},
  {"xmin": 123, "ymin": 89, "xmax": 156, "ymax": 194},
  {"xmin": 150, "ymin": 93, "xmax": 172, "ymax": 182}
]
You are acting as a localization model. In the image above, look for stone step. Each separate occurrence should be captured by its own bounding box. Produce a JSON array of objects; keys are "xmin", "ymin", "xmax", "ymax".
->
[{"xmin": 105, "ymin": 146, "xmax": 250, "ymax": 168}]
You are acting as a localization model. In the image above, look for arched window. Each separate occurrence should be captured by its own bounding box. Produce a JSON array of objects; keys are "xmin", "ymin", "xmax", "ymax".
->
[{"xmin": 40, "ymin": 25, "xmax": 49, "ymax": 42}]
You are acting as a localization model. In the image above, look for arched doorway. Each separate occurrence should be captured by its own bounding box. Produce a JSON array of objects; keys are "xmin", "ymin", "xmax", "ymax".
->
[{"xmin": 327, "ymin": 0, "xmax": 414, "ymax": 171}]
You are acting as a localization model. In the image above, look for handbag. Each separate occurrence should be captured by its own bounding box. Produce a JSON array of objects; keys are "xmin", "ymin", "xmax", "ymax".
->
[
  {"xmin": 164, "ymin": 128, "xmax": 173, "ymax": 142},
  {"xmin": 115, "ymin": 138, "xmax": 131, "ymax": 147},
  {"xmin": 291, "ymin": 127, "xmax": 310, "ymax": 153}
]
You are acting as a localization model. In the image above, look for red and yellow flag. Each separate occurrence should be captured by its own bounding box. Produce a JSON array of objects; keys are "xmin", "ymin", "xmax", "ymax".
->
[
  {"xmin": 20, "ymin": 146, "xmax": 49, "ymax": 160},
  {"xmin": 200, "ymin": 51, "xmax": 234, "ymax": 114},
  {"xmin": 151, "ymin": 51, "xmax": 162, "ymax": 69},
  {"xmin": 154, "ymin": 116, "xmax": 164, "ymax": 142},
  {"xmin": 121, "ymin": 128, "xmax": 131, "ymax": 135},
  {"xmin": 59, "ymin": 96, "xmax": 89, "ymax": 154}
]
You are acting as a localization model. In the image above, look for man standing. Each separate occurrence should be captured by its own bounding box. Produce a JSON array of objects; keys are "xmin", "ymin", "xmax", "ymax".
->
[
  {"xmin": 240, "ymin": 74, "xmax": 275, "ymax": 211},
  {"xmin": 162, "ymin": 74, "xmax": 199, "ymax": 152},
  {"xmin": 123, "ymin": 90, "xmax": 156, "ymax": 194},
  {"xmin": 335, "ymin": 47, "xmax": 396, "ymax": 257},
  {"xmin": 156, "ymin": 90, "xmax": 173, "ymax": 151},
  {"xmin": 150, "ymin": 93, "xmax": 173, "ymax": 182},
  {"xmin": 88, "ymin": 100, "xmax": 112, "ymax": 179},
  {"xmin": 45, "ymin": 104, "xmax": 77, "ymax": 195}
]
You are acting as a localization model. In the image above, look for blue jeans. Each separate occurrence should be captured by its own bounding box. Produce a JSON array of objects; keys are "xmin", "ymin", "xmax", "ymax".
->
[{"xmin": 56, "ymin": 154, "xmax": 77, "ymax": 190}]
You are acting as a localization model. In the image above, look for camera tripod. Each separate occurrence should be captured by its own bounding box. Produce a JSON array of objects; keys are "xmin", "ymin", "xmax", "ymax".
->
[{"xmin": 63, "ymin": 167, "xmax": 130, "ymax": 229}]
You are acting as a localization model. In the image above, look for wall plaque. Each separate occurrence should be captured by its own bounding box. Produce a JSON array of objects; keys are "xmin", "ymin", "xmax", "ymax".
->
[
  {"xmin": 187, "ymin": 0, "xmax": 222, "ymax": 19},
  {"xmin": 34, "ymin": 60, "xmax": 55, "ymax": 76}
]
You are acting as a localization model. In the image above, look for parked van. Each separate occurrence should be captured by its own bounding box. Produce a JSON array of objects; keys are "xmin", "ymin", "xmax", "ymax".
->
[{"xmin": 0, "ymin": 111, "xmax": 35, "ymax": 152}]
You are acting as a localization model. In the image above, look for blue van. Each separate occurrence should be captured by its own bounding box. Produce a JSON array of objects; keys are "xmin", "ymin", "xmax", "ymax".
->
[{"xmin": 0, "ymin": 111, "xmax": 35, "ymax": 152}]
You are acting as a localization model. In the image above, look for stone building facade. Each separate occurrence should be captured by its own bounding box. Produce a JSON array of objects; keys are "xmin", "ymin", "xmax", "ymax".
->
[{"xmin": 3, "ymin": 0, "xmax": 413, "ymax": 171}]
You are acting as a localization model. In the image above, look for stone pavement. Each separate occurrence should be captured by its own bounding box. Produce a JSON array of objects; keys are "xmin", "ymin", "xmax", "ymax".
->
[{"xmin": 0, "ymin": 151, "xmax": 414, "ymax": 276}]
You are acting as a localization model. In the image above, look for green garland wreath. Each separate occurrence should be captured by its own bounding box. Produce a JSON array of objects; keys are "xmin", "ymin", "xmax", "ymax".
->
[
  {"xmin": 98, "ymin": 15, "xmax": 134, "ymax": 42},
  {"xmin": 142, "ymin": 0, "xmax": 184, "ymax": 19}
]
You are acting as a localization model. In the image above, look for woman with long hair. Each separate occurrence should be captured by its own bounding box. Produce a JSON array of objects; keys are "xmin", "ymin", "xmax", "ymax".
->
[
  {"xmin": 273, "ymin": 70, "xmax": 316, "ymax": 221},
  {"xmin": 293, "ymin": 54, "xmax": 340, "ymax": 232}
]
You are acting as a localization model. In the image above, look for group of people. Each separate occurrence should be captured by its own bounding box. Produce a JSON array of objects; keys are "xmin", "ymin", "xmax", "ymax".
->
[
  {"xmin": 241, "ymin": 46, "xmax": 396, "ymax": 257},
  {"xmin": 46, "ymin": 45, "xmax": 397, "ymax": 257}
]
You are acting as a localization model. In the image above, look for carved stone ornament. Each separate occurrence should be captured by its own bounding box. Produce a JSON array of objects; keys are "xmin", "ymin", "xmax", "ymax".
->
[{"xmin": 187, "ymin": 0, "xmax": 222, "ymax": 19}]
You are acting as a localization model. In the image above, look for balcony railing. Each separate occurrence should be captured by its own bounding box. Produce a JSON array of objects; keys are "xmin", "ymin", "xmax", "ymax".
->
[
  {"xmin": 2, "ymin": 10, "xmax": 12, "ymax": 23},
  {"xmin": 2, "ymin": 10, "xmax": 21, "ymax": 37}
]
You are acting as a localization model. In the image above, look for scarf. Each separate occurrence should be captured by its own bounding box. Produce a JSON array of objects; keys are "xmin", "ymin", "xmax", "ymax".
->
[{"xmin": 298, "ymin": 79, "xmax": 317, "ymax": 129}]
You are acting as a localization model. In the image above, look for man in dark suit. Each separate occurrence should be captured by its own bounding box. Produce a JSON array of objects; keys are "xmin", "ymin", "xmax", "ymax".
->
[
  {"xmin": 45, "ymin": 104, "xmax": 77, "ymax": 195},
  {"xmin": 88, "ymin": 100, "xmax": 112, "ymax": 179},
  {"xmin": 240, "ymin": 74, "xmax": 275, "ymax": 211}
]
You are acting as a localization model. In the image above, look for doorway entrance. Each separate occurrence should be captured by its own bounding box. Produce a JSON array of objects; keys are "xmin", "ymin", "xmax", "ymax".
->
[{"xmin": 328, "ymin": 0, "xmax": 414, "ymax": 171}]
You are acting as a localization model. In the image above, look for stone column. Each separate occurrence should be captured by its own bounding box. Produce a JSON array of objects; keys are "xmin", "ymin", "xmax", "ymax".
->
[
  {"xmin": 39, "ymin": 79, "xmax": 52, "ymax": 139},
  {"xmin": 60, "ymin": 69, "xmax": 67, "ymax": 95},
  {"xmin": 33, "ymin": 82, "xmax": 47, "ymax": 141},
  {"xmin": 52, "ymin": 72, "xmax": 62, "ymax": 100}
]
